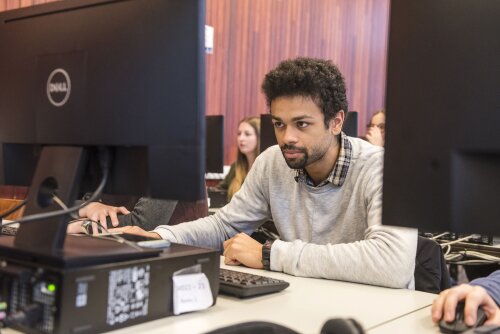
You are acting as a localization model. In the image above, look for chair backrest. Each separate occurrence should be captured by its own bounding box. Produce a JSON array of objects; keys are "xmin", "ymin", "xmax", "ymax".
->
[
  {"xmin": 414, "ymin": 236, "xmax": 451, "ymax": 293},
  {"xmin": 115, "ymin": 187, "xmax": 209, "ymax": 230},
  {"xmin": 205, "ymin": 321, "xmax": 299, "ymax": 334},
  {"xmin": 168, "ymin": 187, "xmax": 209, "ymax": 225}
]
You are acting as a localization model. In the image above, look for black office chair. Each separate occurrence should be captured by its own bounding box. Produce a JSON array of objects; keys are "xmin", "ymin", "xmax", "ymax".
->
[
  {"xmin": 204, "ymin": 321, "xmax": 299, "ymax": 334},
  {"xmin": 205, "ymin": 318, "xmax": 365, "ymax": 334},
  {"xmin": 414, "ymin": 236, "xmax": 451, "ymax": 293}
]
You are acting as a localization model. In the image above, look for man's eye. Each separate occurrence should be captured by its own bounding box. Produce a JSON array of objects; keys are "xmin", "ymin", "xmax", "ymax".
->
[
  {"xmin": 297, "ymin": 121, "xmax": 309, "ymax": 128},
  {"xmin": 273, "ymin": 122, "xmax": 284, "ymax": 129}
]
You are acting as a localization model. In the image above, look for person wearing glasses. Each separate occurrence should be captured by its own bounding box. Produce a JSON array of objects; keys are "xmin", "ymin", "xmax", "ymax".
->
[{"xmin": 365, "ymin": 110, "xmax": 385, "ymax": 147}]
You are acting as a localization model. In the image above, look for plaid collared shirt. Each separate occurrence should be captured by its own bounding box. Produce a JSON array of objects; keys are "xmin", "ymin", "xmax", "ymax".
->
[{"xmin": 294, "ymin": 132, "xmax": 352, "ymax": 187}]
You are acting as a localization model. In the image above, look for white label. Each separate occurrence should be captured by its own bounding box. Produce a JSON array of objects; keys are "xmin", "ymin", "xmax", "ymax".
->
[
  {"xmin": 172, "ymin": 273, "xmax": 213, "ymax": 315},
  {"xmin": 205, "ymin": 25, "xmax": 214, "ymax": 54},
  {"xmin": 75, "ymin": 282, "xmax": 88, "ymax": 307}
]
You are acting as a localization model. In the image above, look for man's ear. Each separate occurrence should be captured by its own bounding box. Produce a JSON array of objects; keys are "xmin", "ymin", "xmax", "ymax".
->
[{"xmin": 329, "ymin": 110, "xmax": 345, "ymax": 135}]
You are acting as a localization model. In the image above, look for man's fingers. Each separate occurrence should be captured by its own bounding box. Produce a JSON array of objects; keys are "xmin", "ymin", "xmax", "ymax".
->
[
  {"xmin": 108, "ymin": 226, "xmax": 161, "ymax": 239},
  {"xmin": 224, "ymin": 258, "xmax": 241, "ymax": 266},
  {"xmin": 109, "ymin": 211, "xmax": 120, "ymax": 227},
  {"xmin": 98, "ymin": 213, "xmax": 108, "ymax": 232},
  {"xmin": 463, "ymin": 288, "xmax": 485, "ymax": 326},
  {"xmin": 118, "ymin": 206, "xmax": 130, "ymax": 215},
  {"xmin": 223, "ymin": 237, "xmax": 234, "ymax": 250},
  {"xmin": 443, "ymin": 290, "xmax": 461, "ymax": 322},
  {"xmin": 432, "ymin": 291, "xmax": 447, "ymax": 323},
  {"xmin": 109, "ymin": 226, "xmax": 133, "ymax": 233}
]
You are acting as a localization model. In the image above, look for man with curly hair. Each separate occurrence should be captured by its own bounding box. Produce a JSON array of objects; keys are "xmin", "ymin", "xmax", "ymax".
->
[{"xmin": 84, "ymin": 57, "xmax": 417, "ymax": 288}]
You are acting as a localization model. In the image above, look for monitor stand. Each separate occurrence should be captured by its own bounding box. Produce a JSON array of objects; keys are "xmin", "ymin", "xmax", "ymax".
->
[
  {"xmin": 14, "ymin": 146, "xmax": 87, "ymax": 254},
  {"xmin": 8, "ymin": 146, "xmax": 161, "ymax": 267}
]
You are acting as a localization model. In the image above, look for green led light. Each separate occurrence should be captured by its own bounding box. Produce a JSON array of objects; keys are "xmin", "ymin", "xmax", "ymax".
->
[{"xmin": 47, "ymin": 283, "xmax": 56, "ymax": 292}]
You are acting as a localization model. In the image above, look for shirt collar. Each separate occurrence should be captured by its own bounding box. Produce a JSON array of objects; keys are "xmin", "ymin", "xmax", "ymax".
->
[{"xmin": 294, "ymin": 132, "xmax": 352, "ymax": 187}]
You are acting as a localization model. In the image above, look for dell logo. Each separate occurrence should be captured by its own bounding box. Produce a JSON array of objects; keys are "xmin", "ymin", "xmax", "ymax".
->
[
  {"xmin": 46, "ymin": 68, "xmax": 71, "ymax": 107},
  {"xmin": 49, "ymin": 82, "xmax": 68, "ymax": 93}
]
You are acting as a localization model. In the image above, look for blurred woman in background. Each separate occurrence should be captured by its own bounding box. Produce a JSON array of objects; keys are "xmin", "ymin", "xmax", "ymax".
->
[
  {"xmin": 365, "ymin": 110, "xmax": 385, "ymax": 147},
  {"xmin": 217, "ymin": 116, "xmax": 261, "ymax": 200}
]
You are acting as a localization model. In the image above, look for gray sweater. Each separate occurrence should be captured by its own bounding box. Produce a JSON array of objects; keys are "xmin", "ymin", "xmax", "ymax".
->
[{"xmin": 154, "ymin": 138, "xmax": 417, "ymax": 289}]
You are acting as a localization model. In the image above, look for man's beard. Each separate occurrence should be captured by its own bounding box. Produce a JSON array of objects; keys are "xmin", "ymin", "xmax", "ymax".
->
[
  {"xmin": 281, "ymin": 143, "xmax": 330, "ymax": 170},
  {"xmin": 281, "ymin": 144, "xmax": 308, "ymax": 169}
]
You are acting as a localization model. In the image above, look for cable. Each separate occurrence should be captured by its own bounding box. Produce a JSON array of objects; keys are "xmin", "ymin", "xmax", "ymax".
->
[
  {"xmin": 2, "ymin": 148, "xmax": 111, "ymax": 228},
  {"xmin": 52, "ymin": 194, "xmax": 81, "ymax": 220},
  {"xmin": 445, "ymin": 249, "xmax": 500, "ymax": 265},
  {"xmin": 444, "ymin": 244, "xmax": 452, "ymax": 256},
  {"xmin": 0, "ymin": 200, "xmax": 27, "ymax": 219},
  {"xmin": 439, "ymin": 235, "xmax": 475, "ymax": 247},
  {"xmin": 52, "ymin": 195, "xmax": 68, "ymax": 211},
  {"xmin": 2, "ymin": 148, "xmax": 143, "ymax": 252},
  {"xmin": 1, "ymin": 169, "xmax": 107, "ymax": 227},
  {"xmin": 430, "ymin": 232, "xmax": 450, "ymax": 240}
]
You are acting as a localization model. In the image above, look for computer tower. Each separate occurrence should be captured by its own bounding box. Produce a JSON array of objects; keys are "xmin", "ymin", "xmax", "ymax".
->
[{"xmin": 0, "ymin": 235, "xmax": 219, "ymax": 333}]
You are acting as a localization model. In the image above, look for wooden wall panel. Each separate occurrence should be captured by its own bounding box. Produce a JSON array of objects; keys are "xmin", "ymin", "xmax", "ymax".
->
[
  {"xmin": 206, "ymin": 0, "xmax": 390, "ymax": 163},
  {"xmin": 1, "ymin": 0, "xmax": 389, "ymax": 165}
]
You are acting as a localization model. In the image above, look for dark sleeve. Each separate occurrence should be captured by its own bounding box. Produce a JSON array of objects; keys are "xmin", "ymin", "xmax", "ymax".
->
[
  {"xmin": 470, "ymin": 269, "xmax": 500, "ymax": 306},
  {"xmin": 217, "ymin": 163, "xmax": 235, "ymax": 190},
  {"xmin": 118, "ymin": 197, "xmax": 178, "ymax": 231}
]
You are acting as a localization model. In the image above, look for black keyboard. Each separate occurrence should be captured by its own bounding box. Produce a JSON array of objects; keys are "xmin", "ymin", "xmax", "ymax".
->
[
  {"xmin": 219, "ymin": 268, "xmax": 289, "ymax": 298},
  {"xmin": 1, "ymin": 225, "xmax": 18, "ymax": 236}
]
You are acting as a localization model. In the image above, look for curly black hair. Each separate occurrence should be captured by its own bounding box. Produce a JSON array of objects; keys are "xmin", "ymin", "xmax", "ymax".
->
[{"xmin": 261, "ymin": 57, "xmax": 348, "ymax": 128}]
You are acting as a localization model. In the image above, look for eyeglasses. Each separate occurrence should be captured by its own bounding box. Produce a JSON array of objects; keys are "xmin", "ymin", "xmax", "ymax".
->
[{"xmin": 367, "ymin": 123, "xmax": 385, "ymax": 131}]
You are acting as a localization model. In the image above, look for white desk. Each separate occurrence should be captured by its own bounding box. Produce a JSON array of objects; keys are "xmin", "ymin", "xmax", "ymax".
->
[
  {"xmin": 367, "ymin": 306, "xmax": 440, "ymax": 333},
  {"xmin": 109, "ymin": 259, "xmax": 438, "ymax": 334}
]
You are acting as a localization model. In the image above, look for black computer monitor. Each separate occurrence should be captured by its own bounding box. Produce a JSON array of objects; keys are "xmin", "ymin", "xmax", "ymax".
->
[
  {"xmin": 382, "ymin": 0, "xmax": 500, "ymax": 236},
  {"xmin": 343, "ymin": 111, "xmax": 358, "ymax": 138},
  {"xmin": 0, "ymin": 0, "xmax": 206, "ymax": 252},
  {"xmin": 260, "ymin": 114, "xmax": 277, "ymax": 152},
  {"xmin": 205, "ymin": 115, "xmax": 224, "ymax": 173}
]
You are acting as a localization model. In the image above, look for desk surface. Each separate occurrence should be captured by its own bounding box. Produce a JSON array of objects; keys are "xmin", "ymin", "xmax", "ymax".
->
[
  {"xmin": 109, "ymin": 258, "xmax": 439, "ymax": 334},
  {"xmin": 368, "ymin": 306, "xmax": 439, "ymax": 333}
]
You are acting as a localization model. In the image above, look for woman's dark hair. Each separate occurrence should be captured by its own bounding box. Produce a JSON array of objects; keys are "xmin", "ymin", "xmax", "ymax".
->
[{"xmin": 261, "ymin": 57, "xmax": 348, "ymax": 128}]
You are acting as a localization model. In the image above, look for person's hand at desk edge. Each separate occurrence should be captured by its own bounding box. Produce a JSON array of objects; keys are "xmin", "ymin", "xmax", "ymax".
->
[
  {"xmin": 78, "ymin": 202, "xmax": 130, "ymax": 228},
  {"xmin": 67, "ymin": 202, "xmax": 132, "ymax": 235},
  {"xmin": 431, "ymin": 270, "xmax": 500, "ymax": 327},
  {"xmin": 68, "ymin": 201, "xmax": 163, "ymax": 240}
]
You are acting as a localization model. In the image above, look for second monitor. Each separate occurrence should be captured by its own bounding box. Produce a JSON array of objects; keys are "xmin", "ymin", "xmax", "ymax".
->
[{"xmin": 206, "ymin": 115, "xmax": 224, "ymax": 173}]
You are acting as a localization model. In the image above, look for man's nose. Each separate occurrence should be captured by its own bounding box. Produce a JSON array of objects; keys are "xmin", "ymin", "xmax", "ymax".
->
[{"xmin": 281, "ymin": 126, "xmax": 298, "ymax": 144}]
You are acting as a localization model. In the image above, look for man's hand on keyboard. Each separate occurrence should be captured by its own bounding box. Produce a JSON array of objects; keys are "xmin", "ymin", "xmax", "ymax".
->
[
  {"xmin": 78, "ymin": 202, "xmax": 130, "ymax": 231},
  {"xmin": 223, "ymin": 233, "xmax": 263, "ymax": 269}
]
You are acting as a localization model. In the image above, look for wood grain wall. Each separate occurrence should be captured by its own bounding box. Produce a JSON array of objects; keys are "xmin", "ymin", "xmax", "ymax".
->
[{"xmin": 1, "ymin": 0, "xmax": 390, "ymax": 165}]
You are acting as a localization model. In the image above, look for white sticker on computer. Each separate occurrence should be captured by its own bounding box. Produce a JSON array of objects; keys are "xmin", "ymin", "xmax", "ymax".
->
[
  {"xmin": 75, "ymin": 282, "xmax": 88, "ymax": 307},
  {"xmin": 172, "ymin": 273, "xmax": 213, "ymax": 315}
]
